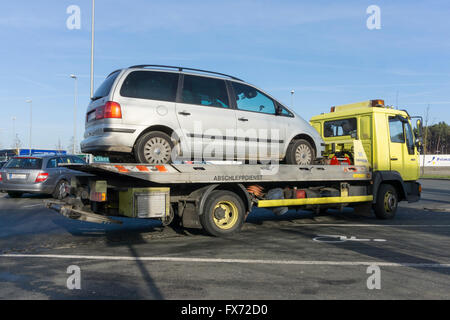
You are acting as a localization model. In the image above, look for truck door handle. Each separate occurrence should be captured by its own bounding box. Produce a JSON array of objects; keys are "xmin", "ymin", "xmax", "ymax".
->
[
  {"xmin": 178, "ymin": 111, "xmax": 191, "ymax": 116},
  {"xmin": 238, "ymin": 117, "xmax": 249, "ymax": 122},
  {"xmin": 391, "ymin": 157, "xmax": 398, "ymax": 161}
]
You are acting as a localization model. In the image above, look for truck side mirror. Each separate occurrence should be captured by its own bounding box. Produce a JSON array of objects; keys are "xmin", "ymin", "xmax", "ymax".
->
[{"xmin": 416, "ymin": 119, "xmax": 423, "ymax": 138}]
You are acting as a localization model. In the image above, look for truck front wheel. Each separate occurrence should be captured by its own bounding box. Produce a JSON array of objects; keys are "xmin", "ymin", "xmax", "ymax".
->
[
  {"xmin": 200, "ymin": 190, "xmax": 246, "ymax": 237},
  {"xmin": 374, "ymin": 184, "xmax": 398, "ymax": 220}
]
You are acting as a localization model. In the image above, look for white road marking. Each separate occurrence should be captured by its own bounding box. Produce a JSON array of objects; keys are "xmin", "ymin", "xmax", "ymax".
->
[
  {"xmin": 312, "ymin": 235, "xmax": 387, "ymax": 243},
  {"xmin": 290, "ymin": 224, "xmax": 450, "ymax": 228},
  {"xmin": 23, "ymin": 204, "xmax": 43, "ymax": 208},
  {"xmin": 1, "ymin": 254, "xmax": 449, "ymax": 268}
]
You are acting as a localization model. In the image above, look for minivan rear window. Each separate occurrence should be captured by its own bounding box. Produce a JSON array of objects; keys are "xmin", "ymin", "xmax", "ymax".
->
[
  {"xmin": 5, "ymin": 158, "xmax": 43, "ymax": 170},
  {"xmin": 92, "ymin": 71, "xmax": 120, "ymax": 101},
  {"xmin": 120, "ymin": 71, "xmax": 179, "ymax": 102}
]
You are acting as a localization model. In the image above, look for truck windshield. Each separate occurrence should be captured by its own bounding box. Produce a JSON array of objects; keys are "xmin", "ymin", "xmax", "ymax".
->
[
  {"xmin": 92, "ymin": 71, "xmax": 120, "ymax": 101},
  {"xmin": 5, "ymin": 158, "xmax": 43, "ymax": 170}
]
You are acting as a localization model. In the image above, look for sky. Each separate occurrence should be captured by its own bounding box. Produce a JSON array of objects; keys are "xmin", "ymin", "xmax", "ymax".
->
[{"xmin": 0, "ymin": 0, "xmax": 449, "ymax": 150}]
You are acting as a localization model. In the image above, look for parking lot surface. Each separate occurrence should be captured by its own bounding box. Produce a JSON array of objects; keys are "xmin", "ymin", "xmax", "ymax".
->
[{"xmin": 0, "ymin": 179, "xmax": 449, "ymax": 299}]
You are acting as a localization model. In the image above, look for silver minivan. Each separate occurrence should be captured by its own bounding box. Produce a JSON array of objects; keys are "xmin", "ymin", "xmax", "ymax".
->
[{"xmin": 81, "ymin": 65, "xmax": 324, "ymax": 165}]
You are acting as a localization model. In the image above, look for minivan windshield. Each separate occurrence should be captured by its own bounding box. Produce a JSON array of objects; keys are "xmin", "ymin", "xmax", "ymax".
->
[
  {"xmin": 92, "ymin": 71, "xmax": 120, "ymax": 101},
  {"xmin": 5, "ymin": 158, "xmax": 43, "ymax": 170}
]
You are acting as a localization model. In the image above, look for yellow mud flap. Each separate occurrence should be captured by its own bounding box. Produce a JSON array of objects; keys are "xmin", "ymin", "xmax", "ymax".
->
[{"xmin": 257, "ymin": 195, "xmax": 374, "ymax": 208}]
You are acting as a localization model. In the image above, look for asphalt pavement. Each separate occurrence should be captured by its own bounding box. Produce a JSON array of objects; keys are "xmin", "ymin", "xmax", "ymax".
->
[{"xmin": 0, "ymin": 179, "xmax": 449, "ymax": 300}]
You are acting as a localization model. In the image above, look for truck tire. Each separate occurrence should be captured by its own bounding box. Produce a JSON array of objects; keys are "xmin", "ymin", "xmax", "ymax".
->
[
  {"xmin": 285, "ymin": 139, "xmax": 315, "ymax": 165},
  {"xmin": 374, "ymin": 184, "xmax": 398, "ymax": 220},
  {"xmin": 134, "ymin": 131, "xmax": 174, "ymax": 164},
  {"xmin": 200, "ymin": 190, "xmax": 246, "ymax": 237},
  {"xmin": 7, "ymin": 192, "xmax": 23, "ymax": 199}
]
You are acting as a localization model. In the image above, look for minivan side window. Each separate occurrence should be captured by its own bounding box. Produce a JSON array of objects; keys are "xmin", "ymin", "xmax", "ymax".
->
[
  {"xmin": 93, "ymin": 71, "xmax": 120, "ymax": 100},
  {"xmin": 181, "ymin": 75, "xmax": 230, "ymax": 108},
  {"xmin": 232, "ymin": 82, "xmax": 276, "ymax": 115},
  {"xmin": 324, "ymin": 118, "xmax": 357, "ymax": 137},
  {"xmin": 389, "ymin": 117, "xmax": 405, "ymax": 143},
  {"xmin": 120, "ymin": 71, "xmax": 179, "ymax": 103}
]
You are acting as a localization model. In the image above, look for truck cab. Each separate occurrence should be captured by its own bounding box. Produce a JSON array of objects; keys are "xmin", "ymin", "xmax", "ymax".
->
[{"xmin": 310, "ymin": 99, "xmax": 422, "ymax": 205}]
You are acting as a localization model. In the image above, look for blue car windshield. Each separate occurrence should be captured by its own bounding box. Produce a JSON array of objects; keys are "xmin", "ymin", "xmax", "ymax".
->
[{"xmin": 5, "ymin": 158, "xmax": 43, "ymax": 170}]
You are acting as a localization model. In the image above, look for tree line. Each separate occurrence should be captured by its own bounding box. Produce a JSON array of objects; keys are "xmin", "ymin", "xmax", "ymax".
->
[{"xmin": 423, "ymin": 122, "xmax": 449, "ymax": 154}]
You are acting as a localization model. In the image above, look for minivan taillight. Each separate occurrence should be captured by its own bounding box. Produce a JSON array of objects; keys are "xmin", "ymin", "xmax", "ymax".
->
[
  {"xmin": 35, "ymin": 172, "xmax": 49, "ymax": 183},
  {"xmin": 95, "ymin": 102, "xmax": 122, "ymax": 120}
]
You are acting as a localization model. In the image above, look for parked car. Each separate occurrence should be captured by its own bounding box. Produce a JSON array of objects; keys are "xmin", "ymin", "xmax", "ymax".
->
[
  {"xmin": 81, "ymin": 65, "xmax": 325, "ymax": 165},
  {"xmin": 0, "ymin": 161, "xmax": 6, "ymax": 169},
  {"xmin": 0, "ymin": 155, "xmax": 86, "ymax": 199}
]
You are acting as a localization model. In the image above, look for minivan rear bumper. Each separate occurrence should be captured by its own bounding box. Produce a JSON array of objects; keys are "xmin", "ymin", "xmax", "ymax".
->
[{"xmin": 81, "ymin": 135, "xmax": 133, "ymax": 154}]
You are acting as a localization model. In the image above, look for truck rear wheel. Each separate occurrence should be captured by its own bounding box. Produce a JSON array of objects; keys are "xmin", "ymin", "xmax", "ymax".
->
[
  {"xmin": 374, "ymin": 184, "xmax": 398, "ymax": 220},
  {"xmin": 200, "ymin": 190, "xmax": 246, "ymax": 237}
]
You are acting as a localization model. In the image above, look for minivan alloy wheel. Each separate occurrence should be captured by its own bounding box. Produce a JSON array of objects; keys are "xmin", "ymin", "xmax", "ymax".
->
[
  {"xmin": 135, "ymin": 131, "xmax": 175, "ymax": 165},
  {"xmin": 295, "ymin": 144, "xmax": 313, "ymax": 165},
  {"xmin": 286, "ymin": 139, "xmax": 315, "ymax": 165},
  {"xmin": 144, "ymin": 137, "xmax": 172, "ymax": 164}
]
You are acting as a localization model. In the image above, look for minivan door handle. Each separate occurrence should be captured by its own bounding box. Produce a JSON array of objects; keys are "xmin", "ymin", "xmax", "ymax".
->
[
  {"xmin": 238, "ymin": 117, "xmax": 249, "ymax": 122},
  {"xmin": 178, "ymin": 111, "xmax": 191, "ymax": 116}
]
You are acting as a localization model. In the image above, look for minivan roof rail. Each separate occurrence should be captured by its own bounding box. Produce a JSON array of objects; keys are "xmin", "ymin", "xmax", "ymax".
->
[{"xmin": 128, "ymin": 65, "xmax": 244, "ymax": 82}]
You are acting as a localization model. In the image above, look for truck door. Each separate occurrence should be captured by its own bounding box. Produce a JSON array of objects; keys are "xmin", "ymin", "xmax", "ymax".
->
[
  {"xmin": 403, "ymin": 121, "xmax": 420, "ymax": 181},
  {"xmin": 388, "ymin": 116, "xmax": 406, "ymax": 178},
  {"xmin": 388, "ymin": 116, "xmax": 419, "ymax": 181}
]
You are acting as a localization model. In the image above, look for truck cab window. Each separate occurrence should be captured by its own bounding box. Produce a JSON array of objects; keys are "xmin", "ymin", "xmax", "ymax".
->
[
  {"xmin": 405, "ymin": 122, "xmax": 415, "ymax": 155},
  {"xmin": 389, "ymin": 117, "xmax": 405, "ymax": 143},
  {"xmin": 324, "ymin": 118, "xmax": 357, "ymax": 137}
]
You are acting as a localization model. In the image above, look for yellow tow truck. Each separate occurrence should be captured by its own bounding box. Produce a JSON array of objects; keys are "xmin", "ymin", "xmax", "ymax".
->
[{"xmin": 46, "ymin": 99, "xmax": 423, "ymax": 237}]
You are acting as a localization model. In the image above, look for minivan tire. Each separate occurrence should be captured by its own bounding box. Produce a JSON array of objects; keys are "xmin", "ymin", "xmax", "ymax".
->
[
  {"xmin": 285, "ymin": 139, "xmax": 315, "ymax": 165},
  {"xmin": 134, "ymin": 131, "xmax": 175, "ymax": 164}
]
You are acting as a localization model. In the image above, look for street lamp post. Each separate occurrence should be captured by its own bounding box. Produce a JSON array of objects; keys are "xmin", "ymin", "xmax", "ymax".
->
[
  {"xmin": 90, "ymin": 0, "xmax": 95, "ymax": 99},
  {"xmin": 25, "ymin": 100, "xmax": 32, "ymax": 155},
  {"xmin": 70, "ymin": 74, "xmax": 78, "ymax": 154},
  {"xmin": 11, "ymin": 117, "xmax": 16, "ymax": 149},
  {"xmin": 291, "ymin": 90, "xmax": 295, "ymax": 109}
]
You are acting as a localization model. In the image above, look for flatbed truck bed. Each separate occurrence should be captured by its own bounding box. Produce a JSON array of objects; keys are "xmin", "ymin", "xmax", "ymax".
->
[{"xmin": 45, "ymin": 162, "xmax": 420, "ymax": 237}]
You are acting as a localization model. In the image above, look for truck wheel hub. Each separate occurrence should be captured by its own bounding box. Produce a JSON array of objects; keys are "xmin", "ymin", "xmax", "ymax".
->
[{"xmin": 212, "ymin": 201, "xmax": 239, "ymax": 230}]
